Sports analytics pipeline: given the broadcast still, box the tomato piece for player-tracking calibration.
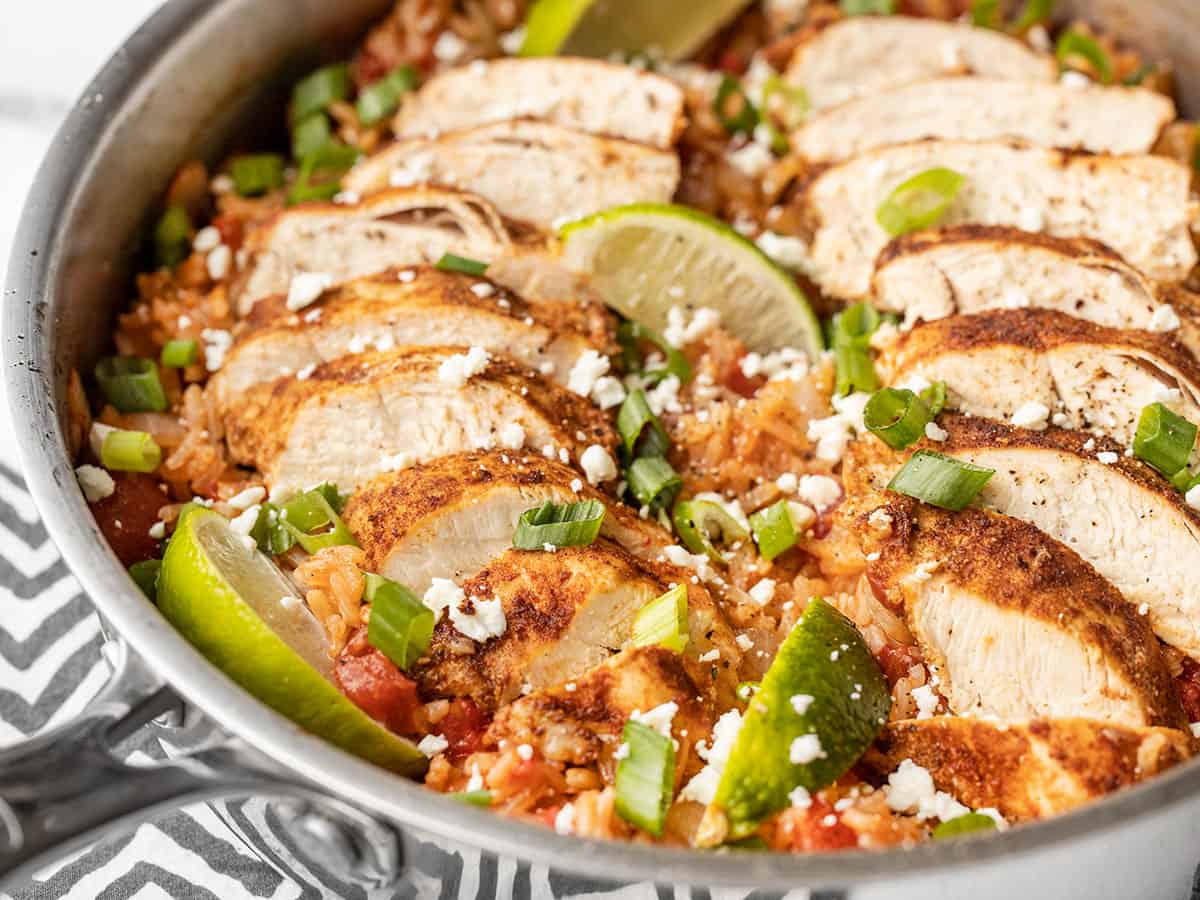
[876,642,923,689]
[211,214,244,251]
[723,358,765,398]
[334,638,421,735]
[438,699,491,760]
[91,472,167,567]
[1176,657,1200,722]
[777,798,858,852]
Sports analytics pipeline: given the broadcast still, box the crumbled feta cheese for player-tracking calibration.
[1001,286,1031,309]
[417,734,449,757]
[808,413,855,463]
[939,39,964,69]
[398,269,416,283]
[580,444,617,485]
[569,478,583,493]
[1149,305,1182,332]
[438,346,491,388]
[229,505,260,535]
[789,734,827,765]
[1138,602,1150,616]
[790,694,814,716]
[796,474,841,511]
[726,141,774,178]
[148,521,166,540]
[1097,451,1119,465]
[644,375,683,415]
[468,281,495,299]
[924,421,949,442]
[590,376,627,410]
[333,190,361,205]
[1028,24,1052,52]
[885,759,970,822]
[662,544,712,582]
[498,422,526,451]
[776,472,798,493]
[613,742,631,760]
[423,579,464,617]
[516,743,534,761]
[389,150,435,188]
[678,766,722,805]
[465,764,484,792]
[1017,206,1045,233]
[554,802,575,835]
[788,785,812,809]
[1082,438,1096,451]
[1059,70,1092,89]
[1186,484,1200,512]
[380,450,415,471]
[567,349,610,397]
[735,633,754,651]
[201,329,234,373]
[786,501,816,533]
[210,174,235,194]
[498,26,526,55]
[755,231,811,273]
[286,272,333,311]
[228,485,266,510]
[1010,401,1051,431]
[698,648,721,663]
[88,422,116,460]
[206,244,232,281]
[1051,412,1070,428]
[631,701,679,739]
[911,684,939,720]
[749,578,776,606]
[193,226,221,253]
[450,595,507,643]
[738,347,809,383]
[296,363,317,381]
[679,709,744,804]
[432,30,467,62]
[662,306,721,348]
[1150,383,1183,407]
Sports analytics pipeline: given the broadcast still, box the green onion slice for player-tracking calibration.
[760,75,809,153]
[672,499,748,563]
[840,0,896,13]
[128,559,161,600]
[365,573,435,670]
[1012,0,1054,31]
[95,357,169,413]
[876,168,966,238]
[450,790,494,806]
[250,504,296,556]
[631,583,689,653]
[230,154,286,197]
[291,64,352,124]
[154,205,192,269]
[614,720,675,836]
[617,389,669,460]
[160,339,198,368]
[627,456,683,511]
[887,450,994,511]
[932,812,998,840]
[291,113,334,162]
[1056,30,1113,84]
[357,66,418,126]
[288,140,362,205]
[749,500,798,562]
[617,321,692,385]
[100,430,162,473]
[834,302,881,347]
[1133,402,1197,477]
[1124,63,1157,86]
[435,253,490,277]
[280,487,358,553]
[865,388,933,451]
[713,75,759,136]
[513,500,606,550]
[921,381,947,418]
[1172,467,1200,493]
[834,343,878,398]
[970,0,1000,27]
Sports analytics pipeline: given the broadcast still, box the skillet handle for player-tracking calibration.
[0,642,403,891]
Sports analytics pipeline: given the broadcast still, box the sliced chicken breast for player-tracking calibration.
[793,78,1175,163]
[801,141,1198,298]
[879,309,1200,459]
[343,451,669,594]
[223,349,617,499]
[394,58,686,149]
[342,121,681,230]
[864,717,1192,821]
[847,415,1200,659]
[784,18,1056,111]
[412,541,739,709]
[210,267,603,406]
[859,499,1186,729]
[485,645,714,769]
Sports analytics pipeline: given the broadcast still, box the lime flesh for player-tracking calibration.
[157,507,427,776]
[703,597,890,843]
[560,203,822,359]
[520,0,754,61]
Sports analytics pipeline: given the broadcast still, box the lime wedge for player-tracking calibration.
[520,0,754,61]
[157,506,426,776]
[699,597,890,845]
[559,203,822,358]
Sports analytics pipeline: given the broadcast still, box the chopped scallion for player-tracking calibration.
[864,388,933,451]
[154,205,192,269]
[291,113,334,162]
[840,0,896,13]
[627,456,683,511]
[435,253,489,276]
[834,302,881,345]
[713,75,759,136]
[613,720,675,836]
[1012,0,1054,31]
[932,812,998,840]
[970,0,1000,27]
[160,339,198,368]
[450,790,494,806]
[290,64,352,124]
[365,573,434,670]
[672,499,747,563]
[128,559,161,600]
[887,450,994,511]
[631,583,689,652]
[760,75,809,153]
[513,500,606,550]
[1055,30,1113,84]
[921,381,947,418]
[749,500,798,561]
[100,429,162,473]
[95,357,168,413]
[834,343,878,397]
[1133,402,1197,477]
[1124,63,1157,86]
[250,504,296,556]
[356,66,418,126]
[617,321,692,385]
[280,486,358,553]
[876,168,966,238]
[230,154,285,197]
[1171,468,1200,493]
[617,389,669,460]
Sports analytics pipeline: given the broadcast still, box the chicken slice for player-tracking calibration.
[485,646,715,769]
[872,226,1200,353]
[210,267,605,406]
[859,499,1186,729]
[793,78,1175,163]
[232,186,595,316]
[342,121,680,230]
[784,18,1056,111]
[863,717,1192,822]
[878,309,1200,460]
[847,415,1200,660]
[222,349,617,499]
[394,58,686,150]
[801,141,1197,299]
[411,541,739,710]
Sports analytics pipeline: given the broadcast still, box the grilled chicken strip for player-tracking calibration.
[872,226,1200,351]
[793,78,1175,163]
[412,541,739,710]
[857,499,1186,729]
[863,717,1192,822]
[784,18,1056,111]
[343,451,668,594]
[801,141,1198,299]
[878,309,1200,459]
[342,121,681,230]
[394,58,686,150]
[210,268,605,406]
[486,646,714,769]
[847,416,1200,660]
[223,349,618,499]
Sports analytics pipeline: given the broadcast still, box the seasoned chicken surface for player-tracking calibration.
[847,416,1200,659]
[879,309,1200,460]
[793,78,1174,162]
[864,717,1193,822]
[801,141,1198,298]
[210,268,606,405]
[343,451,669,594]
[223,349,618,498]
[784,17,1056,111]
[394,58,686,149]
[858,499,1186,730]
[342,121,680,230]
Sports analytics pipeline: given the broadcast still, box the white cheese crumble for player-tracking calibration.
[229,505,261,535]
[1060,70,1092,89]
[206,244,232,281]
[807,392,869,463]
[450,596,507,643]
[749,578,776,606]
[554,802,575,835]
[755,231,811,273]
[201,329,234,373]
[417,734,450,757]
[228,485,266,510]
[698,648,721,663]
[389,150,435,188]
[567,349,611,397]
[516,743,534,761]
[735,633,754,651]
[790,694,814,716]
[498,422,526,451]
[776,472,798,493]
[631,701,679,739]
[662,306,721,348]
[296,363,317,381]
[437,346,491,388]
[796,474,841,511]
[398,269,416,283]
[423,578,465,617]
[1186,484,1200,512]
[1149,305,1182,332]
[286,272,333,311]
[885,759,972,823]
[193,226,221,253]
[580,444,618,485]
[88,422,116,459]
[76,465,114,502]
[679,709,744,805]
[432,30,467,63]
[662,544,712,582]
[644,375,683,416]
[924,421,949,442]
[738,347,809,383]
[148,521,166,540]
[789,734,827,765]
[726,141,774,178]
[1010,401,1051,431]
[788,785,812,809]
[1097,451,1120,465]
[911,684,939,720]
[498,27,526,55]
[466,764,484,792]
[470,282,495,299]
[590,376,626,410]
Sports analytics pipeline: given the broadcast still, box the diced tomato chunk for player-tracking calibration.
[211,214,244,251]
[1176,657,1200,722]
[91,472,166,567]
[776,798,859,852]
[876,642,923,688]
[334,638,421,735]
[438,698,491,760]
[717,50,747,75]
[723,357,766,398]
